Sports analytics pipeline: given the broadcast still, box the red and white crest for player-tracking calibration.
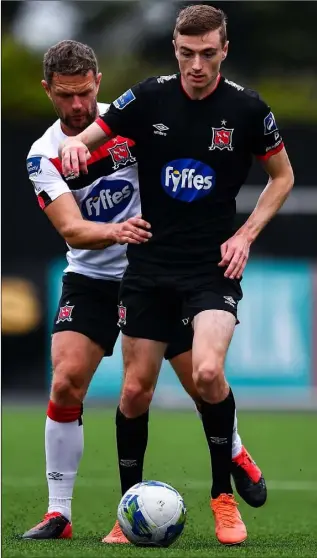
[209,127,234,151]
[108,141,136,170]
[117,301,127,326]
[56,302,74,324]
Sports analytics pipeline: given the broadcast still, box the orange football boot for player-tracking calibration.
[211,493,247,545]
[102,520,130,544]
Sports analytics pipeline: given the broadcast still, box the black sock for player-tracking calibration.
[200,388,235,499]
[116,406,149,496]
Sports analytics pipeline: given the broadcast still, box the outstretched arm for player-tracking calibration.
[59,122,113,177]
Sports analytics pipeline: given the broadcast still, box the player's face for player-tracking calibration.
[41,71,102,134]
[174,30,228,93]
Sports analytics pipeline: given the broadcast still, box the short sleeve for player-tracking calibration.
[250,100,284,161]
[95,82,144,141]
[26,155,70,210]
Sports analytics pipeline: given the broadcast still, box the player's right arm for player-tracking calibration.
[60,85,144,177]
[27,155,151,249]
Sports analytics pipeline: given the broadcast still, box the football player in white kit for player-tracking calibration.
[22,40,266,542]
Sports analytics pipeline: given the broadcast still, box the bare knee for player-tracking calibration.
[51,361,87,406]
[120,380,154,418]
[193,359,228,403]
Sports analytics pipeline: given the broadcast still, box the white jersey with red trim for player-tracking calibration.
[27,103,141,281]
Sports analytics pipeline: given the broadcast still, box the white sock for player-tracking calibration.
[45,416,84,521]
[231,410,243,458]
[195,406,243,458]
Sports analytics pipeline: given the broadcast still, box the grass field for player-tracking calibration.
[2,407,317,557]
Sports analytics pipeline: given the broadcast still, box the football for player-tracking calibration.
[117,480,186,547]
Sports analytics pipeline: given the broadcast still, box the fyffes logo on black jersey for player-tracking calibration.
[161,159,216,202]
[81,179,133,222]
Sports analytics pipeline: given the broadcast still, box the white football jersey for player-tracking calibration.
[27,103,141,280]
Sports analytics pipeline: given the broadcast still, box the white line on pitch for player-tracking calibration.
[2,478,317,491]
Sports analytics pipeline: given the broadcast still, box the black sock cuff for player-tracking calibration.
[201,387,234,410]
[116,406,149,426]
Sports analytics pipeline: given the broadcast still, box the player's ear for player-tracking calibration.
[95,72,102,92]
[41,80,51,99]
[172,39,177,56]
[222,41,229,61]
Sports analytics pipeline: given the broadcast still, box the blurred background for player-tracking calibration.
[2,4,317,555]
[2,0,317,409]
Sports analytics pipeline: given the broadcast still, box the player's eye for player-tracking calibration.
[181,51,192,58]
[204,52,216,59]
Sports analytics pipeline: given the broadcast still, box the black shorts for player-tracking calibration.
[52,272,121,356]
[52,272,194,358]
[118,270,243,343]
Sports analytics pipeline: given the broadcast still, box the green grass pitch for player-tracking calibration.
[2,407,317,557]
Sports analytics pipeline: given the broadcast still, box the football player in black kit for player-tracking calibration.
[60,5,294,546]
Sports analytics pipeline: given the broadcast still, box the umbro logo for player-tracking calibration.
[223,296,236,308]
[119,459,137,467]
[210,437,228,445]
[48,471,63,481]
[65,171,77,181]
[153,123,169,136]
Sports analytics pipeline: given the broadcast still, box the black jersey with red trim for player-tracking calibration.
[97,74,284,275]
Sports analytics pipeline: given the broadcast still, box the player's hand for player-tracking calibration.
[111,216,152,245]
[60,138,91,178]
[218,233,251,279]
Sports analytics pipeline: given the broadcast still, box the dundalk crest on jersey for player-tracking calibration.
[108,141,136,170]
[209,127,234,151]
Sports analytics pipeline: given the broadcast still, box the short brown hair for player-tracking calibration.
[43,40,98,85]
[174,4,227,46]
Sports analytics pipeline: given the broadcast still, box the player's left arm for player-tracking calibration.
[238,147,294,241]
[219,102,294,280]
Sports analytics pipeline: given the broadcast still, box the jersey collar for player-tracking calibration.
[180,73,222,101]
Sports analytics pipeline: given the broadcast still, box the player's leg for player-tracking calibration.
[191,309,246,545]
[166,332,266,508]
[22,331,104,540]
[117,336,165,489]
[22,273,119,540]
[103,336,166,544]
[103,274,173,544]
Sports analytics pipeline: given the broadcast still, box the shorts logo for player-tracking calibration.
[56,302,74,324]
[108,141,136,170]
[223,296,236,308]
[161,159,216,202]
[209,127,234,151]
[118,301,127,326]
[264,111,278,135]
[113,89,135,110]
[81,178,134,222]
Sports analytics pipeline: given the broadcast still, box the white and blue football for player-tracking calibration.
[117,480,186,547]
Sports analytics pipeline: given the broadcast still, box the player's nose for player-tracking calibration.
[71,95,83,110]
[192,54,203,71]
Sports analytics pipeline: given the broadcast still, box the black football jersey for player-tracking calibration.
[97,74,284,275]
